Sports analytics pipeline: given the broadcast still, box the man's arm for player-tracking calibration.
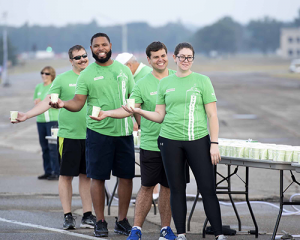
[50,94,87,112]
[90,103,142,121]
[14,95,52,123]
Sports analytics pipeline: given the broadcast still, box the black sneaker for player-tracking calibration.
[80,214,96,228]
[63,215,76,230]
[47,174,59,180]
[37,173,51,180]
[114,217,132,236]
[94,220,108,237]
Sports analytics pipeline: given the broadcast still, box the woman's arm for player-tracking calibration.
[205,102,221,165]
[122,104,166,123]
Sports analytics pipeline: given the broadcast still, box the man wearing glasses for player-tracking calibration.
[49,33,135,238]
[12,45,96,231]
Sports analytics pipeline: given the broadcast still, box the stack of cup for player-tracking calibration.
[10,111,18,122]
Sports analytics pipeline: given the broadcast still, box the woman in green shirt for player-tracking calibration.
[123,43,226,240]
[33,66,60,180]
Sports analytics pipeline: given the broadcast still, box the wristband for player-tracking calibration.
[211,142,218,144]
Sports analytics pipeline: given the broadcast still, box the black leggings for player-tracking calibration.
[158,135,222,236]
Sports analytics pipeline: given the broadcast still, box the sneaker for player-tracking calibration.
[47,174,59,180]
[127,227,142,240]
[114,217,132,236]
[80,214,96,228]
[94,220,108,237]
[63,215,76,230]
[177,234,187,240]
[216,235,228,240]
[159,226,176,240]
[37,173,51,180]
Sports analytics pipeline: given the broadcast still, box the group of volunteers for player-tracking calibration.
[12,32,227,240]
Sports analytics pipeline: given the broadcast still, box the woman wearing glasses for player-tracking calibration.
[33,66,60,180]
[123,42,226,240]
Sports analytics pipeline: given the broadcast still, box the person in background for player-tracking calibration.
[121,42,227,240]
[33,66,60,180]
[116,52,152,83]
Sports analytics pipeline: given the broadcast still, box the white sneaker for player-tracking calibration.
[216,235,228,240]
[177,234,187,240]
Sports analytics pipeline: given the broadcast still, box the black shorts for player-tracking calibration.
[140,149,169,188]
[58,137,86,176]
[86,128,135,180]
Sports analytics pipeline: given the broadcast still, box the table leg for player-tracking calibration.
[187,191,200,231]
[245,167,258,238]
[271,170,283,240]
[108,178,119,215]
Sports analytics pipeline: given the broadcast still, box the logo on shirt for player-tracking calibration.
[69,84,76,87]
[37,92,41,96]
[150,91,157,95]
[166,88,175,93]
[211,93,215,96]
[94,76,104,81]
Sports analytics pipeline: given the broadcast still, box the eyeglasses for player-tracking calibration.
[72,54,88,60]
[176,55,194,62]
[41,72,51,75]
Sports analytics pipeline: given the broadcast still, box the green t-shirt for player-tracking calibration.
[156,72,217,141]
[33,83,59,123]
[134,64,152,83]
[130,69,176,151]
[75,61,135,137]
[48,70,87,139]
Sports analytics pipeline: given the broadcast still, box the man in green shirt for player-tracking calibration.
[49,33,135,238]
[13,45,96,230]
[115,52,152,83]
[90,42,177,240]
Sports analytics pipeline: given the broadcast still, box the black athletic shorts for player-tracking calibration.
[58,137,86,176]
[140,149,169,188]
[86,128,135,180]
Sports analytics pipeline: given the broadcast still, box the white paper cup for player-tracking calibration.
[10,111,18,122]
[51,93,59,103]
[92,106,101,117]
[127,99,135,109]
[51,128,59,137]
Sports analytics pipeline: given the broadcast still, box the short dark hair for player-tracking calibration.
[174,42,195,57]
[146,41,168,58]
[68,45,85,59]
[90,33,110,45]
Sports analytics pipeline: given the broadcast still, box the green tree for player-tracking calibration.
[191,17,244,55]
[247,17,282,53]
[0,36,17,66]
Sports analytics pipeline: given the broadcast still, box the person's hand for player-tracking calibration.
[122,105,141,114]
[210,144,221,165]
[11,112,28,124]
[49,98,64,109]
[34,99,41,105]
[89,110,109,121]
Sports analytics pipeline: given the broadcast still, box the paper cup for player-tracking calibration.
[92,106,101,117]
[10,111,18,122]
[259,148,268,160]
[235,146,245,158]
[51,93,59,103]
[133,131,138,146]
[127,99,135,109]
[274,149,286,162]
[249,147,260,160]
[51,128,59,137]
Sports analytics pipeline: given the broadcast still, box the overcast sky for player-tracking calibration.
[0,0,299,28]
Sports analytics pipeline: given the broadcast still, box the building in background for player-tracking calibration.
[280,28,300,58]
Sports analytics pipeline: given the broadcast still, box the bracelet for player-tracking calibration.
[211,142,219,144]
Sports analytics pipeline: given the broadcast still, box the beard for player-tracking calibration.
[92,49,112,63]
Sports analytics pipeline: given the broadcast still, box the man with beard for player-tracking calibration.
[12,45,96,230]
[49,33,135,238]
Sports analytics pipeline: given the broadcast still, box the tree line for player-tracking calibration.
[1,10,300,65]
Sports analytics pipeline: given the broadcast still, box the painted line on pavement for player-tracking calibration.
[0,217,105,240]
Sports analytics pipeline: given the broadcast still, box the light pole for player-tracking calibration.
[2,12,9,87]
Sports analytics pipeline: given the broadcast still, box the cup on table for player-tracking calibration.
[10,111,18,122]
[51,128,59,137]
[127,99,135,109]
[92,106,101,117]
[51,93,59,103]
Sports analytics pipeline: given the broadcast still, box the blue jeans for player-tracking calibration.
[37,122,60,175]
